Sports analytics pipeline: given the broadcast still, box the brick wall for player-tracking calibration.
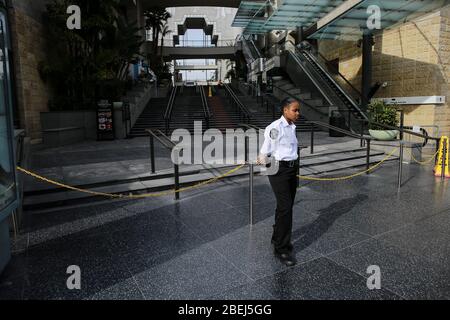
[9,0,52,142]
[318,7,450,138]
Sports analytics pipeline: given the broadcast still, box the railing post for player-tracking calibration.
[360,121,365,147]
[436,138,440,165]
[398,141,404,189]
[347,110,351,130]
[310,123,315,154]
[245,136,249,163]
[441,139,446,180]
[366,139,371,174]
[400,110,405,141]
[297,146,301,188]
[249,162,254,226]
[150,134,156,174]
[272,104,275,120]
[266,100,269,113]
[174,148,180,201]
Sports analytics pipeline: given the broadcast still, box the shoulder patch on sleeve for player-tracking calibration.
[269,128,279,140]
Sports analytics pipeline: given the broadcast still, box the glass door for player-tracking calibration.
[0,9,17,214]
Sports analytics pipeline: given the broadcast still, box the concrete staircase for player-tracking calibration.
[129,97,169,137]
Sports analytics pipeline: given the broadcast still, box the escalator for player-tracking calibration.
[238,35,263,66]
[285,47,368,132]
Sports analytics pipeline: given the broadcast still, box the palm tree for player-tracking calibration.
[159,22,173,56]
[144,7,171,56]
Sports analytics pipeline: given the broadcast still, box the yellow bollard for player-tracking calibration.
[434,136,450,177]
[208,86,213,97]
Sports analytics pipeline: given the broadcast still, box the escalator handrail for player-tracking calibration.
[300,49,368,121]
[287,50,336,107]
[316,51,362,99]
[249,38,262,59]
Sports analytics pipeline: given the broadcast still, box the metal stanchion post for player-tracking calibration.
[398,141,404,189]
[436,138,440,165]
[366,139,371,174]
[400,110,405,141]
[245,136,249,163]
[360,122,364,148]
[441,139,446,180]
[347,110,351,130]
[297,146,301,188]
[310,123,314,154]
[174,148,180,200]
[150,134,156,174]
[249,163,254,226]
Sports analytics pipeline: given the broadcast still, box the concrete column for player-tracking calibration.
[361,33,374,112]
[295,26,304,45]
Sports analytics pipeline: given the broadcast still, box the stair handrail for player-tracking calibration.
[223,83,251,122]
[199,85,212,129]
[164,85,178,134]
[356,119,437,144]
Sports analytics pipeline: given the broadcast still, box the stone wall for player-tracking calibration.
[8,0,52,143]
[318,6,450,139]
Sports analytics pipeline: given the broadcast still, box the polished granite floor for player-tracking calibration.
[2,161,450,300]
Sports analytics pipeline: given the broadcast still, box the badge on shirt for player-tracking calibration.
[269,128,279,140]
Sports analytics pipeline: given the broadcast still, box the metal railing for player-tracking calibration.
[223,83,251,124]
[146,129,181,200]
[163,39,236,47]
[164,85,178,135]
[199,85,212,129]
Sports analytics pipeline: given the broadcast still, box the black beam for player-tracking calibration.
[361,33,374,113]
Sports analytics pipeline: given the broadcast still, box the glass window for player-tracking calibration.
[0,12,17,211]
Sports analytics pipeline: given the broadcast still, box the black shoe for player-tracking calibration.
[274,252,297,267]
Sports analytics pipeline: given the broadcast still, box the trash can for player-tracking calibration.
[329,111,346,137]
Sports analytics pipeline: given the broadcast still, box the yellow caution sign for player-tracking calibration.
[208,86,213,97]
[434,136,450,177]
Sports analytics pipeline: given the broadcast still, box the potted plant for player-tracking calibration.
[368,100,400,141]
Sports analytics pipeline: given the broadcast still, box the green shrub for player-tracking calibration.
[367,100,399,130]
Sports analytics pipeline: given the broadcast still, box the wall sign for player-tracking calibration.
[382,96,446,105]
[97,100,114,140]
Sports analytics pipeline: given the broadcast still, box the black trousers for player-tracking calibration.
[268,164,298,254]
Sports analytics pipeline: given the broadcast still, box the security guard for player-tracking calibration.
[257,97,300,267]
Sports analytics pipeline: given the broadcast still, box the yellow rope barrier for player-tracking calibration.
[297,148,398,182]
[407,148,439,165]
[18,146,427,199]
[16,164,246,199]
